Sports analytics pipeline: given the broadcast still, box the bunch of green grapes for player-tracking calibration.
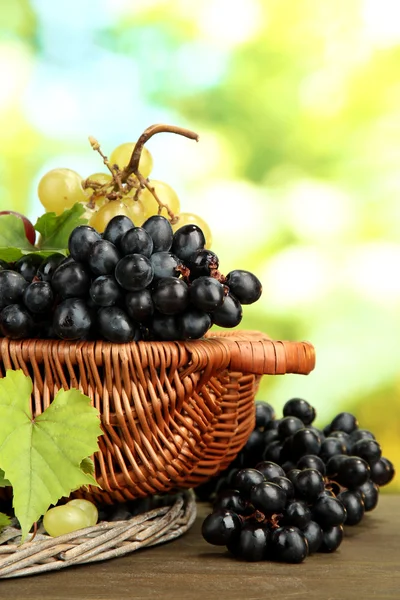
[37,129,212,248]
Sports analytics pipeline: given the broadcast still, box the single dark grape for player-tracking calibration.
[227,521,269,561]
[270,527,308,564]
[278,416,304,439]
[319,437,348,463]
[282,500,311,529]
[318,525,343,553]
[328,431,352,452]
[23,281,53,314]
[14,254,43,282]
[357,480,379,511]
[36,253,65,282]
[187,249,219,280]
[88,240,120,276]
[330,412,358,434]
[294,469,325,502]
[115,254,154,291]
[68,225,102,262]
[312,496,347,528]
[103,215,134,247]
[279,437,294,463]
[263,441,283,463]
[150,252,183,280]
[297,454,326,475]
[325,454,348,477]
[201,510,241,546]
[282,461,297,473]
[97,306,138,343]
[142,215,173,253]
[240,429,266,466]
[151,313,181,341]
[213,490,252,516]
[302,520,323,553]
[350,429,375,444]
[337,490,365,526]
[269,476,294,500]
[225,270,262,305]
[291,428,321,457]
[250,481,287,515]
[152,277,189,315]
[120,227,153,258]
[255,461,286,480]
[286,469,301,485]
[178,307,211,339]
[262,431,279,451]
[189,276,225,312]
[53,298,92,340]
[125,289,154,321]
[336,456,370,489]
[282,398,316,425]
[171,224,205,261]
[90,275,122,307]
[369,457,395,486]
[0,304,34,339]
[211,293,242,328]
[255,402,276,429]
[0,270,28,309]
[232,468,265,498]
[352,439,382,463]
[52,261,91,299]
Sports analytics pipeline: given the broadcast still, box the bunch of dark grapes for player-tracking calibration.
[0,215,262,342]
[198,398,395,563]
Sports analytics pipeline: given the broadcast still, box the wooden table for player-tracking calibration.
[1,495,399,600]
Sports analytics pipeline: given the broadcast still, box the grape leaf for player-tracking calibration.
[0,469,10,487]
[0,370,103,540]
[0,513,11,531]
[35,203,88,251]
[0,215,35,261]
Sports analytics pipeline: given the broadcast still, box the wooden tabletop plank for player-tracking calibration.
[1,495,399,600]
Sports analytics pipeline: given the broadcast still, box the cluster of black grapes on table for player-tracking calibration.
[0,215,262,342]
[198,398,395,564]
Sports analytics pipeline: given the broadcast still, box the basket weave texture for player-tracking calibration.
[0,490,196,579]
[0,330,315,504]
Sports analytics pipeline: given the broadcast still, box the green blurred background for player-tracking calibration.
[0,0,399,488]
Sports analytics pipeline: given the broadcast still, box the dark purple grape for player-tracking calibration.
[151,313,181,341]
[120,227,153,258]
[171,224,205,261]
[351,439,382,463]
[250,481,287,515]
[211,293,242,328]
[213,490,252,516]
[201,510,241,546]
[142,215,173,253]
[269,476,294,499]
[294,469,325,502]
[0,270,28,309]
[319,437,348,463]
[68,225,102,262]
[125,289,154,321]
[337,490,365,526]
[225,270,262,305]
[23,281,53,313]
[178,307,211,339]
[97,306,138,343]
[189,276,224,311]
[282,500,311,529]
[263,441,283,463]
[291,428,321,457]
[297,455,326,475]
[227,521,269,561]
[255,402,276,429]
[150,252,182,280]
[255,461,286,480]
[350,429,375,444]
[278,416,304,439]
[325,454,348,477]
[115,254,153,291]
[88,240,120,276]
[36,253,65,282]
[357,480,379,511]
[103,215,134,247]
[283,398,316,425]
[53,298,92,340]
[312,496,347,528]
[302,521,323,553]
[90,276,122,307]
[369,457,395,486]
[270,527,308,563]
[336,456,370,489]
[318,525,343,553]
[187,249,219,280]
[330,412,358,434]
[0,304,33,339]
[52,262,91,299]
[233,469,265,498]
[14,254,43,282]
[152,277,189,315]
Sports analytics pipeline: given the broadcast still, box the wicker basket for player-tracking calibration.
[0,331,315,504]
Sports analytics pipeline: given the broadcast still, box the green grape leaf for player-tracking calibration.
[0,370,103,540]
[0,215,35,262]
[35,203,88,251]
[0,469,11,487]
[0,513,11,532]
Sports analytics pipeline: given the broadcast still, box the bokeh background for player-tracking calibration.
[0,0,399,489]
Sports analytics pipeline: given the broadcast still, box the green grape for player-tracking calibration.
[89,200,137,232]
[139,180,181,221]
[43,504,91,537]
[85,172,113,204]
[38,168,87,215]
[109,143,153,178]
[172,212,212,248]
[68,499,98,526]
[124,196,147,226]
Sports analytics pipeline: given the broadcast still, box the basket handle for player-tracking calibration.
[216,333,315,376]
